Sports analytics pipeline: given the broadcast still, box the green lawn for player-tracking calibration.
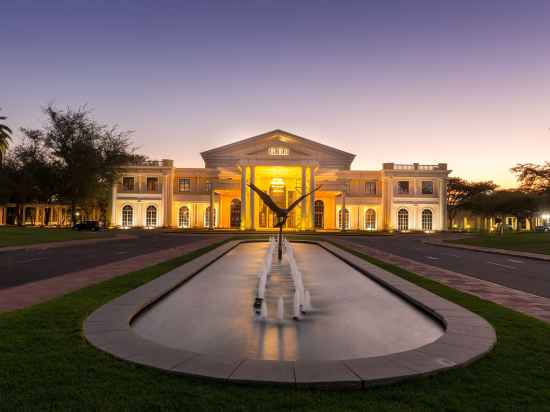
[449,232,550,255]
[1,240,550,411]
[0,226,113,247]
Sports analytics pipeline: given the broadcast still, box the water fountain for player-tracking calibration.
[89,239,494,386]
[253,236,311,322]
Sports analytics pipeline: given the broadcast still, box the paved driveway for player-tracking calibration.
[0,232,221,289]
[340,234,550,298]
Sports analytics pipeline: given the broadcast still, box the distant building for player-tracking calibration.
[110,130,450,231]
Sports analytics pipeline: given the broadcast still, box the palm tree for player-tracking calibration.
[0,108,13,165]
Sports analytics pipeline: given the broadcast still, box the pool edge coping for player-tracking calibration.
[83,239,496,389]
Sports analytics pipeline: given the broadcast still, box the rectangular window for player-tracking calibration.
[122,176,135,191]
[366,181,377,195]
[146,177,158,192]
[178,178,191,192]
[397,181,409,194]
[421,181,434,195]
[206,182,212,192]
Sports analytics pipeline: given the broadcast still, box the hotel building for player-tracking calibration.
[109,130,450,231]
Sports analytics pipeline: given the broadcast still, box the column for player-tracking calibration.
[386,177,393,230]
[301,166,307,230]
[440,178,448,230]
[249,166,255,230]
[164,172,174,227]
[208,181,214,229]
[341,191,346,231]
[240,166,247,230]
[309,166,315,230]
[162,175,169,227]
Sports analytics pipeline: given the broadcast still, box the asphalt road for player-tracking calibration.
[3,232,550,300]
[0,232,219,289]
[343,235,550,299]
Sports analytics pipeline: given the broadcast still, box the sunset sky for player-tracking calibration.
[3,1,549,187]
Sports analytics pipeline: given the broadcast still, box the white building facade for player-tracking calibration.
[110,130,450,231]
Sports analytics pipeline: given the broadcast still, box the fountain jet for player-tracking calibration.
[277,296,284,322]
[293,290,301,320]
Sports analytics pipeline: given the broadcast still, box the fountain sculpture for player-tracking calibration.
[248,183,320,260]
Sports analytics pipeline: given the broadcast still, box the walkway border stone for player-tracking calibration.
[83,239,495,389]
[423,238,550,262]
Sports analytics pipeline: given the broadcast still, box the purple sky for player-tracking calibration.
[3,1,550,187]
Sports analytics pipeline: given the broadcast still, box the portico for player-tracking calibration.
[235,161,318,230]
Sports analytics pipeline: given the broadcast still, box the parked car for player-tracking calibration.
[73,220,102,231]
[535,226,550,233]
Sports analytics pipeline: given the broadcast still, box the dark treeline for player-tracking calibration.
[447,164,550,232]
[0,105,144,226]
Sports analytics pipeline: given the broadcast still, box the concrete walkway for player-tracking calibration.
[0,237,226,312]
[331,237,550,324]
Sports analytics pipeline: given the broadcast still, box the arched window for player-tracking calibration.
[146,205,157,227]
[314,200,324,228]
[178,206,190,228]
[365,209,376,231]
[338,208,349,230]
[204,206,216,228]
[122,205,133,227]
[230,199,241,228]
[397,208,409,231]
[422,209,433,231]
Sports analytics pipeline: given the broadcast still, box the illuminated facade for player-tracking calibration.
[110,130,450,231]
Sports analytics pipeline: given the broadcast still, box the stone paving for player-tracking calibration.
[0,236,226,312]
[331,237,550,324]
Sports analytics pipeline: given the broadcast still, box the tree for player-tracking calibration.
[491,191,540,233]
[0,107,13,165]
[466,190,541,234]
[511,163,550,194]
[447,177,497,228]
[1,132,57,225]
[39,105,137,225]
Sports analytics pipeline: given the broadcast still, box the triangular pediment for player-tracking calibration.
[201,129,355,169]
